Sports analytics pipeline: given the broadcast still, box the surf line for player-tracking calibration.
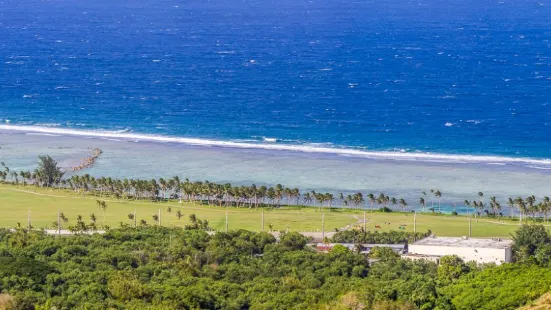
[72,148,103,171]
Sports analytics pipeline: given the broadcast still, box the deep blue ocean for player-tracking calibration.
[1,0,551,159]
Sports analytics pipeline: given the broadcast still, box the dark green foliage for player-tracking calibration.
[437,255,470,285]
[511,224,551,262]
[438,264,551,310]
[0,256,53,286]
[0,226,548,309]
[332,230,430,244]
[34,155,64,187]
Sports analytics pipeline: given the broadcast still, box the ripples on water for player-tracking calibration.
[1,0,551,159]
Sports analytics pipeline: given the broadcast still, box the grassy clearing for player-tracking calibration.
[0,184,534,237]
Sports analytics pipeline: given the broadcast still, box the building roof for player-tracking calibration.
[314,243,406,249]
[411,237,512,249]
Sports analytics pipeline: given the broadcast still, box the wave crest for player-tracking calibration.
[2,124,551,168]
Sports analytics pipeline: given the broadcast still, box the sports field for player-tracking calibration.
[0,184,534,237]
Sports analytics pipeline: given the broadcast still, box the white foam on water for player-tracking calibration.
[2,125,551,168]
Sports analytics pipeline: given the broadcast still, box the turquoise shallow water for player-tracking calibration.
[1,130,550,214]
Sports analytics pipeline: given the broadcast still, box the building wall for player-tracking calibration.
[408,244,512,265]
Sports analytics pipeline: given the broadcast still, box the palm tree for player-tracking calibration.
[303,192,312,205]
[515,197,525,224]
[542,197,550,223]
[399,198,408,212]
[434,190,442,213]
[525,195,536,221]
[478,192,484,207]
[314,192,325,211]
[96,200,107,226]
[176,210,183,220]
[489,196,498,216]
[507,197,515,219]
[353,193,364,210]
[419,197,426,212]
[367,193,376,212]
[325,193,335,208]
[390,197,398,211]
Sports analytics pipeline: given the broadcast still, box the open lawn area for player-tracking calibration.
[0,184,538,237]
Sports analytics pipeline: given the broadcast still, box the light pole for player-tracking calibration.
[225,211,229,232]
[321,212,325,241]
[261,210,264,232]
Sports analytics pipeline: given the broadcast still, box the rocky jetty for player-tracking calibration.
[72,148,103,171]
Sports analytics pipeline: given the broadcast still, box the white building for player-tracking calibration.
[405,237,513,265]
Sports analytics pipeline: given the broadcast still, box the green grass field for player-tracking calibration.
[0,184,537,237]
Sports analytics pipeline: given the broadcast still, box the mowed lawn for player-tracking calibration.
[0,185,533,237]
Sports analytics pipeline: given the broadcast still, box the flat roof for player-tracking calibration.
[411,237,512,249]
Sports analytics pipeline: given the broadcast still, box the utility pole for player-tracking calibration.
[225,211,229,232]
[363,212,366,231]
[321,212,325,241]
[27,208,31,231]
[57,207,61,235]
[414,211,417,233]
[134,209,137,228]
[469,214,472,238]
[158,209,161,226]
[261,209,264,232]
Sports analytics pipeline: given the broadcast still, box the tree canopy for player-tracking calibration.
[34,155,64,187]
[0,225,548,309]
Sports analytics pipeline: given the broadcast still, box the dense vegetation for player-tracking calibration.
[0,225,550,309]
[331,230,431,244]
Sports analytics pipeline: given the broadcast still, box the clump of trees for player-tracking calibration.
[331,230,431,244]
[0,225,549,309]
[511,224,551,265]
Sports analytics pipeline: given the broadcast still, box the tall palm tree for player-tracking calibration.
[367,193,376,212]
[525,195,536,221]
[325,193,335,208]
[96,200,107,226]
[399,198,408,212]
[542,197,550,223]
[515,197,525,224]
[390,197,398,211]
[339,193,345,208]
[489,196,498,216]
[434,190,442,213]
[353,192,364,210]
[303,192,312,205]
[478,192,484,208]
[507,197,515,219]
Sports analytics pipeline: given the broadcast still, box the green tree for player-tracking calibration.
[511,224,551,262]
[437,255,470,285]
[34,155,64,187]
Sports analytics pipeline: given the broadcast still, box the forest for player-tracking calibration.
[0,223,550,309]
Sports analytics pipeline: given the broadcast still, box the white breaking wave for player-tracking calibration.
[2,124,551,167]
